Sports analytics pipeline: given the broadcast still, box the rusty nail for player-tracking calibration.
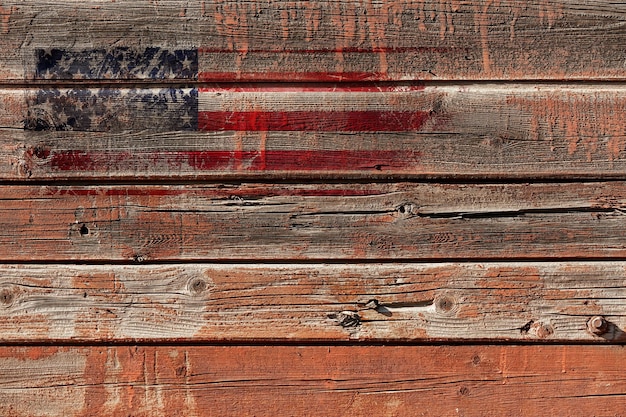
[587,316,608,335]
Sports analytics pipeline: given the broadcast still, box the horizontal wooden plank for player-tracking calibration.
[2,182,626,261]
[4,84,626,179]
[1,345,626,416]
[0,262,625,342]
[2,1,626,81]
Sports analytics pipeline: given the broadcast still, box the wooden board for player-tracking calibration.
[2,1,626,81]
[2,182,626,262]
[1,345,626,416]
[4,84,626,180]
[0,262,625,343]
[3,2,626,415]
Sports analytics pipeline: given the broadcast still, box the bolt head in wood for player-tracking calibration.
[587,316,608,335]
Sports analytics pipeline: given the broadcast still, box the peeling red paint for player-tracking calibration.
[50,151,95,171]
[186,150,421,170]
[49,151,133,171]
[198,111,431,132]
[47,150,421,172]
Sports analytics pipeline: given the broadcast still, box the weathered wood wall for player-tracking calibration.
[1,1,626,415]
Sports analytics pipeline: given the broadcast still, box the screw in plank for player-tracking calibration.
[587,316,609,336]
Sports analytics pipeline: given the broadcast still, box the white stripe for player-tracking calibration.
[198,90,437,112]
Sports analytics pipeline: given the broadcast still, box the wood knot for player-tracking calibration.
[188,277,208,295]
[72,222,96,237]
[587,316,609,336]
[0,288,14,306]
[471,355,481,366]
[536,323,554,339]
[397,202,417,217]
[18,161,32,178]
[435,295,457,315]
[175,365,187,377]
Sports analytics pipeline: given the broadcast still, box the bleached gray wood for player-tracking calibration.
[0,262,624,342]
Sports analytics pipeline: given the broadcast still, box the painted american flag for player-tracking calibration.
[26,47,427,173]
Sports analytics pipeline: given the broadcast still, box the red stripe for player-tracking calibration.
[199,83,425,92]
[198,72,391,82]
[48,150,421,172]
[198,111,431,132]
[185,150,420,171]
[50,151,97,171]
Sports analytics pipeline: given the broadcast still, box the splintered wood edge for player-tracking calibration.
[0,262,624,342]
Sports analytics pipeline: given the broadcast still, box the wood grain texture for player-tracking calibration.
[2,1,626,81]
[4,1,625,414]
[1,182,626,262]
[1,345,626,416]
[0,262,625,342]
[3,84,626,179]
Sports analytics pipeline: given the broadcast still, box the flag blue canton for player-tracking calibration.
[35,48,198,80]
[25,88,198,132]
